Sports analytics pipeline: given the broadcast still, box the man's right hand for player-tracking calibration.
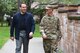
[10,37,14,41]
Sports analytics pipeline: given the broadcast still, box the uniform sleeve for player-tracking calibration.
[40,17,46,35]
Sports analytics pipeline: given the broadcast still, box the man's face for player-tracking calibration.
[20,4,27,13]
[46,8,53,14]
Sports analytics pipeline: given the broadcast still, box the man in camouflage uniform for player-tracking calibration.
[40,5,62,53]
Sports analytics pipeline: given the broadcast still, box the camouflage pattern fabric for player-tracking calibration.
[40,15,62,53]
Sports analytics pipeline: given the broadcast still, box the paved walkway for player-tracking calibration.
[0,38,44,53]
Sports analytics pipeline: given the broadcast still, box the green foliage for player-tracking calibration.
[34,0,58,4]
[0,0,17,15]
[0,0,5,15]
[5,0,17,15]
[31,8,44,15]
[59,0,80,5]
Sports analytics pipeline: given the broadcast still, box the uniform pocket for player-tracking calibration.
[47,34,57,40]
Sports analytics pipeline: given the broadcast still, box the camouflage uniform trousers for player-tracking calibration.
[43,38,58,53]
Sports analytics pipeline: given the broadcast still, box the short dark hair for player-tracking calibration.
[19,3,27,7]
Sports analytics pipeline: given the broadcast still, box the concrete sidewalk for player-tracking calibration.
[0,38,44,53]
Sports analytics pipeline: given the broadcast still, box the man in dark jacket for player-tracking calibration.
[10,3,35,53]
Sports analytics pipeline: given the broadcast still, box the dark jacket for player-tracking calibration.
[10,12,35,39]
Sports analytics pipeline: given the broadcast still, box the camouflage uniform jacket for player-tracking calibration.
[40,15,62,40]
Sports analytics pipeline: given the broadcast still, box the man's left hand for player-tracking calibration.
[29,32,33,39]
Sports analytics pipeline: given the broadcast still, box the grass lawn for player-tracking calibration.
[34,24,41,37]
[0,24,41,49]
[0,27,10,49]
